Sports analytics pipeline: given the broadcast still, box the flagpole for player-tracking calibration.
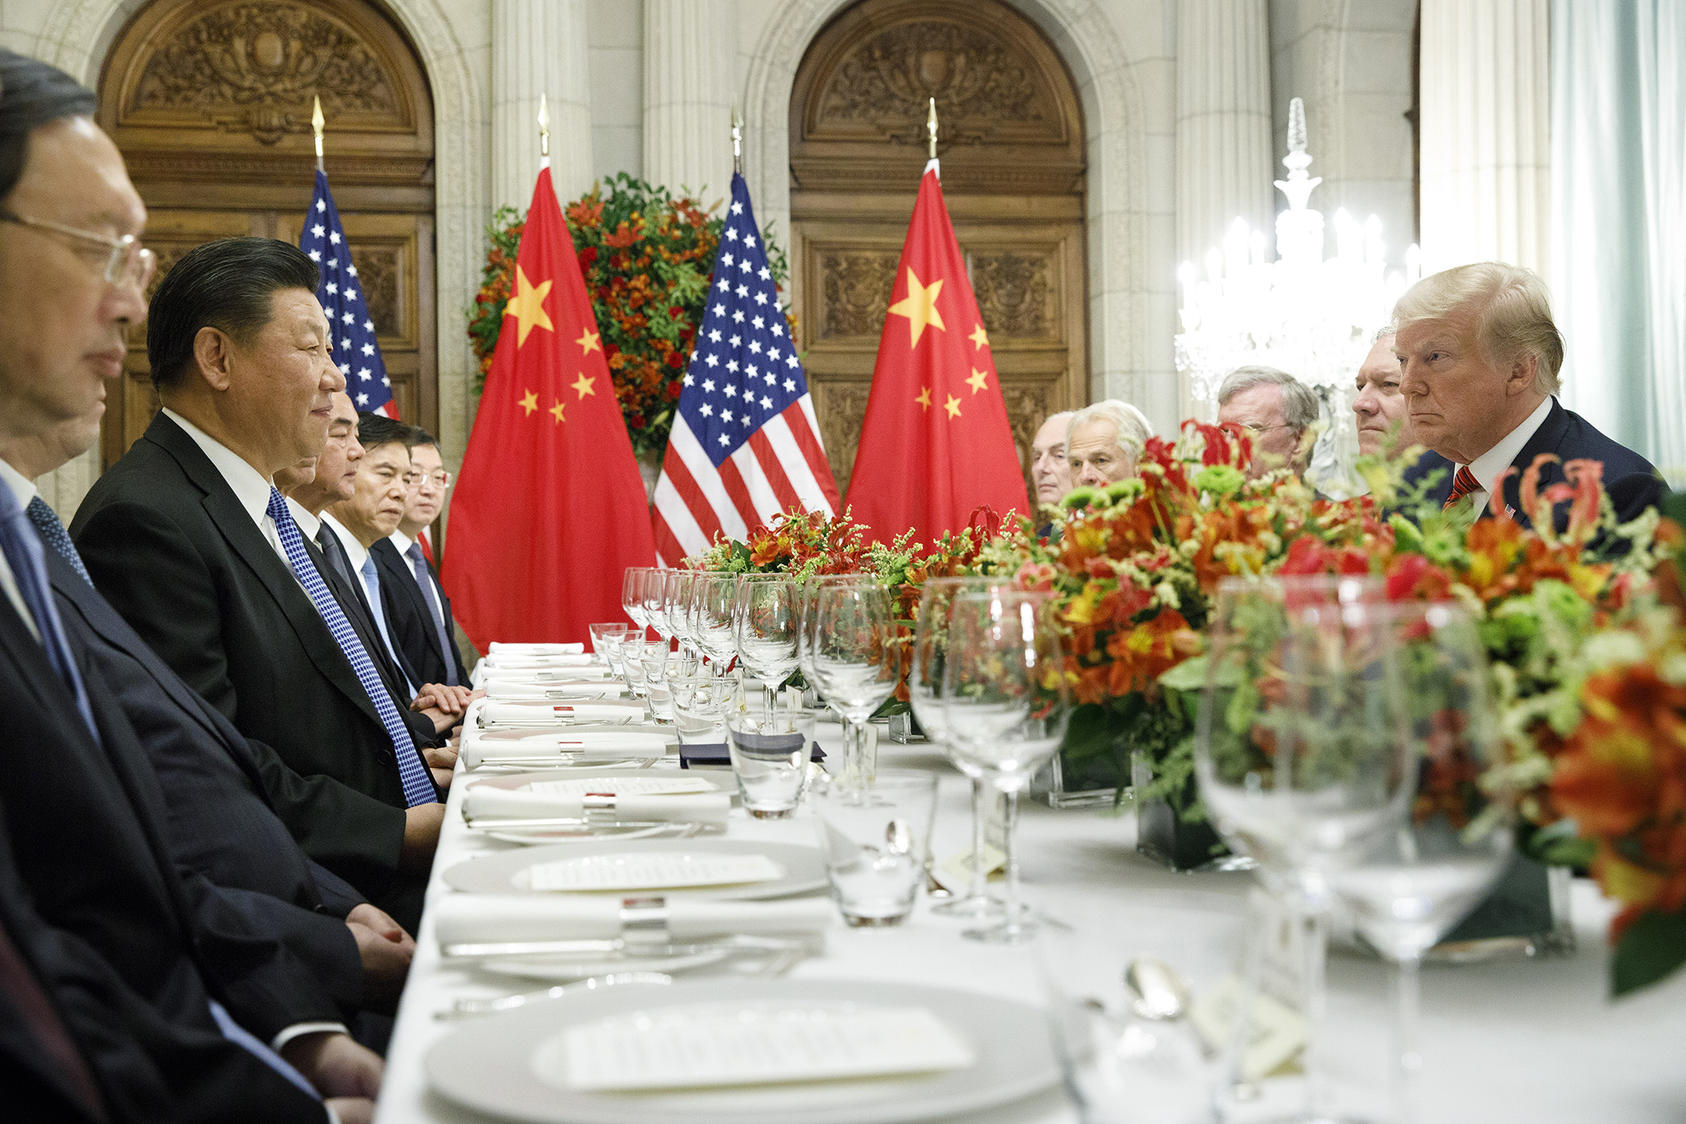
[926,97,940,179]
[537,93,550,170]
[311,95,325,174]
[730,105,743,176]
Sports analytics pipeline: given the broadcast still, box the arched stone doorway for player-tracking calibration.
[787,0,1088,494]
[95,0,437,469]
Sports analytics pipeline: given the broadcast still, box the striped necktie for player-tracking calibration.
[265,488,436,806]
[1443,465,1482,511]
[407,542,459,686]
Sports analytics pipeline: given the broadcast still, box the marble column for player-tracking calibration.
[491,0,594,209]
[1418,0,1551,275]
[1175,0,1274,270]
[642,0,737,203]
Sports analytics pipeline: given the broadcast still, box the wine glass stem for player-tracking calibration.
[999,787,1022,929]
[1392,953,1423,1124]
[966,778,989,900]
[842,716,875,785]
[1300,905,1331,1120]
[760,679,777,725]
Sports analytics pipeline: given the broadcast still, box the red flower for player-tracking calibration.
[665,380,681,400]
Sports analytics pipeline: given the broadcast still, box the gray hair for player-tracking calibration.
[1038,409,1076,434]
[1373,324,1396,344]
[1067,399,1152,456]
[1392,262,1563,394]
[1217,366,1319,432]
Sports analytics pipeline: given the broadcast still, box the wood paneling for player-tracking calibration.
[790,0,1088,498]
[97,0,436,467]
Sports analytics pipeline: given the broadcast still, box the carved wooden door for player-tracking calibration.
[96,0,435,469]
[790,0,1087,498]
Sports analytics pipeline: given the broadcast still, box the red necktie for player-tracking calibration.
[1443,466,1482,510]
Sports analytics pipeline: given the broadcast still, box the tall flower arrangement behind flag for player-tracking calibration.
[652,172,840,565]
[843,151,1029,545]
[300,101,395,416]
[443,155,657,646]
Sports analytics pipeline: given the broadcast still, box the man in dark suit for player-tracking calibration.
[1394,262,1665,538]
[375,423,472,687]
[70,236,446,931]
[0,47,378,1119]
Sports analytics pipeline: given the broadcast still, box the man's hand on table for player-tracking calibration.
[326,1098,375,1124]
[424,741,458,770]
[279,1030,383,1100]
[400,801,444,871]
[344,902,415,1011]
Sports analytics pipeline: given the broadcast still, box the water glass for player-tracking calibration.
[669,668,737,742]
[587,621,631,658]
[724,706,818,819]
[810,771,938,926]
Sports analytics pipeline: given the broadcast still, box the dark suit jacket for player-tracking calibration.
[44,548,364,1009]
[69,413,433,928]
[0,597,332,1121]
[304,529,423,709]
[1403,398,1666,547]
[372,536,468,687]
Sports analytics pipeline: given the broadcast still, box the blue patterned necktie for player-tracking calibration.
[26,496,92,586]
[265,488,436,807]
[408,541,459,686]
[0,487,98,738]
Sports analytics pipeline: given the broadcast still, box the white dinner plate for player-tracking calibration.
[424,979,1059,1124]
[441,839,828,900]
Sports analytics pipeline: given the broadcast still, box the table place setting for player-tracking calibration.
[459,728,678,771]
[479,678,626,700]
[459,784,732,841]
[442,838,831,900]
[476,698,651,727]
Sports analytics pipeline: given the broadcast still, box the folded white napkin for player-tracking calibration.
[482,654,600,669]
[480,700,646,727]
[460,735,672,771]
[480,665,614,681]
[488,642,586,655]
[482,680,622,700]
[462,787,730,826]
[434,894,834,947]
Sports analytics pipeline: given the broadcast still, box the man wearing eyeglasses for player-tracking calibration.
[0,47,380,1121]
[372,427,470,687]
[1216,365,1319,479]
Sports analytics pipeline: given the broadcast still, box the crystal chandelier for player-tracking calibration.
[1174,98,1421,422]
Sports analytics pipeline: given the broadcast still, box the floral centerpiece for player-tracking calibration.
[466,173,792,462]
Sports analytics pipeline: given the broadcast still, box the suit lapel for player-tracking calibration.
[374,540,446,669]
[1497,399,1570,524]
[145,417,389,733]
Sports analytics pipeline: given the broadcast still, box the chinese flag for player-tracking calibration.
[844,164,1030,544]
[442,165,656,646]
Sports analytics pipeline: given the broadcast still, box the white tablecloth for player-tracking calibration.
[374,727,1686,1123]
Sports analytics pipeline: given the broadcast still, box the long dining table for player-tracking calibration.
[375,717,1686,1123]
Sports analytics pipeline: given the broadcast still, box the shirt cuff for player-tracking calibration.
[272,1021,351,1055]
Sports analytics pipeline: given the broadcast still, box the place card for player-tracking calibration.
[525,852,784,893]
[931,842,1006,895]
[554,1003,975,1091]
[525,777,713,797]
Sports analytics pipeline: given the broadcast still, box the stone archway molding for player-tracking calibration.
[34,0,487,517]
[743,0,1177,427]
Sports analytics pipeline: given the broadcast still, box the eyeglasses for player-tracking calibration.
[0,208,156,290]
[1239,422,1293,435]
[404,469,453,489]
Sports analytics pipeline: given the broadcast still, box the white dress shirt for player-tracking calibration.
[160,408,290,560]
[1454,396,1554,516]
[323,513,415,696]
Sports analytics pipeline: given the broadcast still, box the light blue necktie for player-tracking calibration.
[360,555,415,697]
[265,489,436,807]
[407,541,459,686]
[0,487,97,738]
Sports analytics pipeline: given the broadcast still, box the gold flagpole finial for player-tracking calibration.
[538,94,551,163]
[730,105,743,176]
[311,95,325,173]
[926,97,938,160]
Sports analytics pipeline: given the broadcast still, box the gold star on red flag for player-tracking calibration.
[966,368,989,394]
[518,389,539,416]
[968,324,989,350]
[571,372,596,398]
[943,394,962,419]
[888,267,946,347]
[576,328,601,354]
[503,265,553,347]
[915,386,933,412]
[548,399,566,424]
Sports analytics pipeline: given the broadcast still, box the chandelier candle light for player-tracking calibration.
[1175,97,1422,421]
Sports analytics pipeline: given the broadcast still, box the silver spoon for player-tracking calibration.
[1127,957,1261,1102]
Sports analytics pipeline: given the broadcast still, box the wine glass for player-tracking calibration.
[641,569,677,651]
[735,575,801,723]
[690,572,742,675]
[1327,600,1511,1124]
[1194,575,1413,1123]
[663,570,700,660]
[621,566,653,633]
[940,589,1071,943]
[800,576,899,786]
[911,575,1016,919]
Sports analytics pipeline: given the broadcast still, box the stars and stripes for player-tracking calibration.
[651,173,840,565]
[300,170,395,417]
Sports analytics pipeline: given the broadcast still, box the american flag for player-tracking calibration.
[651,173,839,564]
[300,170,396,417]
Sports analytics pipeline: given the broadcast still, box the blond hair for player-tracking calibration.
[1392,262,1564,394]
